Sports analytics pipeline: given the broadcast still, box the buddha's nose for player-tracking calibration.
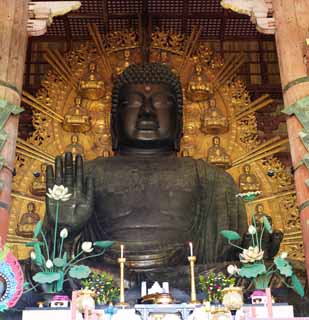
[139,99,156,119]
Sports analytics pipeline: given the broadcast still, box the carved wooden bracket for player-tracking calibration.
[27,1,81,37]
[220,0,275,35]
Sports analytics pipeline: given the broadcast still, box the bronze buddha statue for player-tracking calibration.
[45,63,247,271]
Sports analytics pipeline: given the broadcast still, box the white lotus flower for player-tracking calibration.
[227,264,239,275]
[239,246,264,263]
[46,185,72,201]
[81,241,94,253]
[46,259,53,269]
[280,251,288,259]
[60,228,68,239]
[248,225,256,235]
[30,251,36,260]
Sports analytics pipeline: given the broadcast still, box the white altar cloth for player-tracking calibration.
[22,304,295,320]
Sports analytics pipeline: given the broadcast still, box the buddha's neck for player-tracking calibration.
[117,146,176,158]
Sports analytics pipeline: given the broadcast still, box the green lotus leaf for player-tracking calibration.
[33,272,61,284]
[93,240,115,249]
[291,274,304,297]
[33,220,43,238]
[69,265,91,279]
[239,263,266,278]
[220,230,241,241]
[274,256,293,277]
[262,216,272,233]
[53,257,65,268]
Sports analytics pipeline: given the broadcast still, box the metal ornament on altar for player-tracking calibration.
[8,27,301,264]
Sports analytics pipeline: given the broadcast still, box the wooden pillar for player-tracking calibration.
[272,0,309,283]
[0,0,29,244]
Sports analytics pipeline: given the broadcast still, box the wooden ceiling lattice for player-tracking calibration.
[30,0,273,40]
[107,0,143,14]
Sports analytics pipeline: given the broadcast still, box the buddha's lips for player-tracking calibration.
[135,119,159,130]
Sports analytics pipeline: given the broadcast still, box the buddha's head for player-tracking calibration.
[212,136,220,146]
[27,202,35,213]
[111,63,183,152]
[243,164,251,174]
[71,135,79,144]
[40,163,47,173]
[256,203,264,213]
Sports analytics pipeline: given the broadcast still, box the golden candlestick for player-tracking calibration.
[188,255,198,304]
[117,257,129,307]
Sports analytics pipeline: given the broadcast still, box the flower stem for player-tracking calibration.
[250,204,259,249]
[228,240,243,251]
[259,225,265,251]
[64,249,106,275]
[40,230,50,260]
[59,237,64,258]
[52,201,60,260]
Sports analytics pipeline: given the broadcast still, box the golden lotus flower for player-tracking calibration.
[239,246,264,263]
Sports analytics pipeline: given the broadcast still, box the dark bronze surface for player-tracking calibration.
[45,63,248,272]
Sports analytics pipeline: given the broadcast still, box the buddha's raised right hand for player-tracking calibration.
[45,152,94,237]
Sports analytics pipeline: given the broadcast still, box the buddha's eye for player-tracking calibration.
[153,95,174,109]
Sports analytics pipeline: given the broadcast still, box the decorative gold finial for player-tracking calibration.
[115,50,131,75]
[79,63,105,100]
[63,96,91,133]
[186,57,213,102]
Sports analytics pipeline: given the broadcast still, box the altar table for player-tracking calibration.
[22,304,299,320]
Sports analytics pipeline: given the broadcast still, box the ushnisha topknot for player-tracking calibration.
[111,62,183,151]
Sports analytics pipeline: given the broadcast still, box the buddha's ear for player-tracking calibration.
[174,114,183,151]
[111,114,119,151]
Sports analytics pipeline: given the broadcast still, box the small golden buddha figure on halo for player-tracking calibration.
[92,112,112,157]
[201,98,228,134]
[16,202,40,238]
[253,203,272,231]
[186,58,213,102]
[79,63,105,100]
[63,96,91,133]
[65,135,84,159]
[31,163,47,197]
[115,50,131,75]
[207,136,231,169]
[239,164,260,193]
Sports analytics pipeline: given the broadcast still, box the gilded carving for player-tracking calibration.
[10,28,301,263]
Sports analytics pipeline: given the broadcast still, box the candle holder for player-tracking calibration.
[188,256,198,304]
[116,257,129,307]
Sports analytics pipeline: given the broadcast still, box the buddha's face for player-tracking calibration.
[27,202,35,212]
[117,83,177,149]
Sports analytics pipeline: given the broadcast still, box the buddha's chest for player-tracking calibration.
[92,158,199,219]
